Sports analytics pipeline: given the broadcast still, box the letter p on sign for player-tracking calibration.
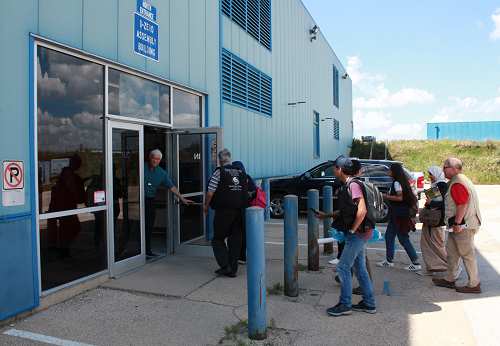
[3,161,24,190]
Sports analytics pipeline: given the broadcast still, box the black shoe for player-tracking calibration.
[326,303,352,317]
[224,271,237,278]
[352,287,363,295]
[334,275,340,284]
[215,267,230,275]
[146,252,158,258]
[352,300,376,314]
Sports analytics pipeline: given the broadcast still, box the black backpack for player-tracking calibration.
[209,165,249,209]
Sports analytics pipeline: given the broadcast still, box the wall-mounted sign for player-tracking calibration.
[2,160,25,206]
[134,0,159,61]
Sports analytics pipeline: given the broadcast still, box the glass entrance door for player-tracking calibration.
[171,128,221,246]
[107,121,145,276]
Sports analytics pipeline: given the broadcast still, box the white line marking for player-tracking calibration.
[264,242,422,254]
[3,329,95,346]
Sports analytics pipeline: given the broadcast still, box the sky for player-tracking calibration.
[301,0,500,139]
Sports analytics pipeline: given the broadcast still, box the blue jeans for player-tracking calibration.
[337,233,376,308]
[385,219,419,263]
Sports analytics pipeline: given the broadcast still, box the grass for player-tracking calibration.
[267,282,284,295]
[350,139,500,184]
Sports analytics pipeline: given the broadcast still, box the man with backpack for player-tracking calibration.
[319,156,377,316]
[204,149,249,278]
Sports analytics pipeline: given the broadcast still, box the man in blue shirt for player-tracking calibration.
[145,149,193,257]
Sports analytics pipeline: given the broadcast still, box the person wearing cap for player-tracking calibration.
[145,149,194,257]
[316,155,376,317]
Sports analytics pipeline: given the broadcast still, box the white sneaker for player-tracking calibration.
[377,260,394,268]
[328,258,340,265]
[405,263,422,271]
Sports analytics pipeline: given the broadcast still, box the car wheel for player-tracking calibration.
[270,194,285,218]
[378,201,389,223]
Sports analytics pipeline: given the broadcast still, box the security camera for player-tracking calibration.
[342,73,349,79]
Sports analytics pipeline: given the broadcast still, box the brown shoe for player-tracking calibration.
[432,278,455,289]
[456,284,481,294]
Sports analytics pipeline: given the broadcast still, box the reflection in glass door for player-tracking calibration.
[174,128,221,245]
[107,122,145,275]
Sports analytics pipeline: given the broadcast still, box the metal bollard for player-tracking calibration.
[246,207,267,340]
[322,186,333,255]
[284,195,298,297]
[307,189,320,271]
[262,179,271,221]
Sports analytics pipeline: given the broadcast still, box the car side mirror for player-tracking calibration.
[303,172,312,180]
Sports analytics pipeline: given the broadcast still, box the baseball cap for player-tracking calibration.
[333,155,354,170]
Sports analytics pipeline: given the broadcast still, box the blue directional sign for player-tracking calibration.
[134,0,159,61]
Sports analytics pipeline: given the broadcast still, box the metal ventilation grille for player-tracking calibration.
[333,118,340,140]
[221,49,272,117]
[221,0,272,51]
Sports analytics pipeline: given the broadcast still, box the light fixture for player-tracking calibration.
[309,25,319,41]
[342,73,349,79]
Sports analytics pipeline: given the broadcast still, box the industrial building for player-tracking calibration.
[0,0,352,320]
[427,121,500,141]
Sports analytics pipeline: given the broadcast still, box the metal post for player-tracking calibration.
[307,189,319,271]
[322,186,333,255]
[284,195,298,297]
[262,179,270,221]
[246,207,267,340]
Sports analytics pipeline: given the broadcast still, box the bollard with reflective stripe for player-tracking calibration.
[262,179,271,221]
[307,189,320,271]
[322,185,334,254]
[284,195,298,297]
[246,207,267,340]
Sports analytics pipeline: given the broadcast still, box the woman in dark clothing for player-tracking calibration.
[377,163,421,271]
[420,166,448,273]
[231,161,257,263]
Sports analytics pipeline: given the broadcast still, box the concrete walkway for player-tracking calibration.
[1,186,499,345]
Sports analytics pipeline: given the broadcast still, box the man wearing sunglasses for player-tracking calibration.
[432,157,482,293]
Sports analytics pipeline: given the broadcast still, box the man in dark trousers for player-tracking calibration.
[203,149,248,278]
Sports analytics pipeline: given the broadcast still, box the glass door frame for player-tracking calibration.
[106,120,146,277]
[171,127,222,248]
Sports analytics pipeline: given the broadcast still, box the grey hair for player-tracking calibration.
[149,149,163,160]
[445,157,463,170]
[218,148,231,165]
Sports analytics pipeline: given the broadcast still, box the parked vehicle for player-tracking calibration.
[270,159,417,222]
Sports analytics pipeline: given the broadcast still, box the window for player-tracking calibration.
[311,163,334,178]
[37,46,107,291]
[108,68,170,123]
[313,111,320,158]
[222,49,272,116]
[221,0,272,50]
[333,118,340,140]
[333,64,339,108]
[37,46,105,214]
[173,88,202,128]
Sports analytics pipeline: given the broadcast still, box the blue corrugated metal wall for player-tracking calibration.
[221,0,352,178]
[0,0,352,319]
[427,121,500,141]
